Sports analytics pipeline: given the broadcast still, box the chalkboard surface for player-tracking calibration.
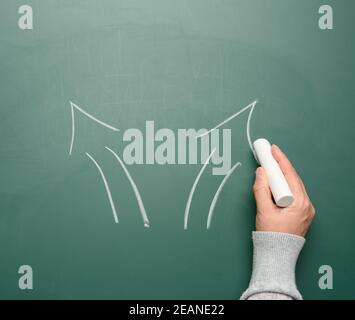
[0,0,354,299]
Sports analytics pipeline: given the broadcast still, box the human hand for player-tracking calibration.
[253,145,316,237]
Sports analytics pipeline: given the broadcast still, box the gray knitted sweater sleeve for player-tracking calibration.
[240,231,305,300]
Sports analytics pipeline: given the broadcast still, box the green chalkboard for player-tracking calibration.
[0,0,354,299]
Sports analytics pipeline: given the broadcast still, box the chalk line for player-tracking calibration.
[198,100,258,138]
[246,100,257,159]
[69,102,75,155]
[86,152,119,224]
[206,162,241,230]
[184,149,216,230]
[105,146,150,228]
[69,101,120,155]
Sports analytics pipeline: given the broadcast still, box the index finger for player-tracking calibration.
[271,144,304,197]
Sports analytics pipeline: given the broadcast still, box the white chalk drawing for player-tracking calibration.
[70,102,75,155]
[86,152,119,224]
[206,162,242,229]
[184,149,216,230]
[69,98,258,229]
[198,100,258,139]
[105,146,150,228]
[69,101,119,155]
[247,101,257,159]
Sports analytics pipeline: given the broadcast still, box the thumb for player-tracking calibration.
[253,167,276,212]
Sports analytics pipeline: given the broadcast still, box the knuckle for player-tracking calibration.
[311,206,316,217]
[252,183,259,193]
[253,184,266,194]
[304,199,312,210]
[305,202,316,219]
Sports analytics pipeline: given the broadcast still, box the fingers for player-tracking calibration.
[253,167,277,213]
[271,144,304,197]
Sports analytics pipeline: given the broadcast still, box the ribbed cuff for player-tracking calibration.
[241,231,305,300]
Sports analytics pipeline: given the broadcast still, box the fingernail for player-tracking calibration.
[255,167,262,177]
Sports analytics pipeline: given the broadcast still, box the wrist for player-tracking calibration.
[241,231,305,300]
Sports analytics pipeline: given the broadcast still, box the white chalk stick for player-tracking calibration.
[253,138,294,207]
